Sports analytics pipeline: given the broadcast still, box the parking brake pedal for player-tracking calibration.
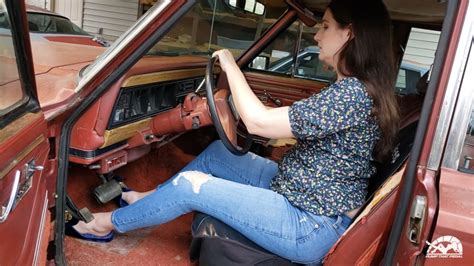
[94,179,123,204]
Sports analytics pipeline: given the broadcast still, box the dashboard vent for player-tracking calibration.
[178,80,195,95]
[108,77,201,129]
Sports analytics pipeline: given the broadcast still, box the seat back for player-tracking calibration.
[368,121,418,196]
[323,122,418,265]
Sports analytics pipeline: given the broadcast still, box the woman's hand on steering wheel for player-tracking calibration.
[212,49,237,73]
[207,51,252,155]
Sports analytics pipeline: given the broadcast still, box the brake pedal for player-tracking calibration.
[93,179,123,204]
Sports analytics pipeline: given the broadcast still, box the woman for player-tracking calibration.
[70,0,399,263]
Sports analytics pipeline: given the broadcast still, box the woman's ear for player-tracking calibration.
[345,24,354,41]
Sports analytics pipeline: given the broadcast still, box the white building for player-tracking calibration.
[27,0,147,42]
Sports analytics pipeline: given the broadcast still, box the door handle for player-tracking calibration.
[0,170,20,223]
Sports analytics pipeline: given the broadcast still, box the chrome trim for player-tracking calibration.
[427,2,474,171]
[75,0,173,92]
[442,40,474,169]
[0,170,20,223]
[33,192,48,266]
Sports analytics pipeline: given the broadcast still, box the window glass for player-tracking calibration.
[396,27,440,95]
[249,21,298,73]
[148,0,286,58]
[0,1,26,116]
[247,21,336,82]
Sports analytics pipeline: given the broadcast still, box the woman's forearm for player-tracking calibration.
[224,63,268,134]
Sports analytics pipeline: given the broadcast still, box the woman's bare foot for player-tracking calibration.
[121,189,155,205]
[72,212,114,236]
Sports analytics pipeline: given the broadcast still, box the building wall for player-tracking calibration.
[404,27,441,68]
[82,0,139,42]
[26,0,52,10]
[55,0,84,27]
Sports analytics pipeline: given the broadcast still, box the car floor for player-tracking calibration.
[64,131,213,265]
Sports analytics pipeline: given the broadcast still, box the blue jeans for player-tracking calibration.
[111,140,351,264]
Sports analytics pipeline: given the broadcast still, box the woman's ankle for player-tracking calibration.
[122,189,155,205]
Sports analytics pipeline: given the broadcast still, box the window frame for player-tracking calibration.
[440,39,474,171]
[0,0,40,129]
[245,17,336,83]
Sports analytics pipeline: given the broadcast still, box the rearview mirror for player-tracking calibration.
[226,0,265,15]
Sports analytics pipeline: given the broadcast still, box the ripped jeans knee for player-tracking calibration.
[171,170,213,194]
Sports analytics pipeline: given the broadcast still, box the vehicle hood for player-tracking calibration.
[30,33,104,47]
[30,40,105,114]
[31,40,104,74]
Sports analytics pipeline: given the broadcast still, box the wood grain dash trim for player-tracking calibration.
[101,118,151,148]
[0,112,43,144]
[122,69,206,87]
[0,135,45,180]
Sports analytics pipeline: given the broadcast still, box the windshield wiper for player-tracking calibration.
[191,48,216,56]
[146,51,180,56]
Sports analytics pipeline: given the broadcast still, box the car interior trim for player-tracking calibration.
[442,39,474,169]
[429,2,474,170]
[383,0,461,263]
[0,134,45,180]
[101,118,151,148]
[69,141,127,160]
[33,192,48,266]
[0,112,43,144]
[122,68,206,87]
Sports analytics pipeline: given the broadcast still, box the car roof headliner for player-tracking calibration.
[299,0,446,24]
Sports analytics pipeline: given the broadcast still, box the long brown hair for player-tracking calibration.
[328,0,400,161]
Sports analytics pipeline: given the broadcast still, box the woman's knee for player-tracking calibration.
[171,170,213,195]
[205,140,227,155]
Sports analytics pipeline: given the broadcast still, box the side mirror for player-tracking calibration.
[226,0,265,15]
[249,55,269,70]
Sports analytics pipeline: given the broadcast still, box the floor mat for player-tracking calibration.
[65,140,199,265]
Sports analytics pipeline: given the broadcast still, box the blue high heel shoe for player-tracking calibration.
[65,216,114,243]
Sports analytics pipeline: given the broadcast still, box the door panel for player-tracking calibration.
[0,112,50,265]
[424,168,474,265]
[0,0,51,264]
[244,71,327,107]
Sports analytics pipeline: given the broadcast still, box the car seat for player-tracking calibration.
[189,121,419,265]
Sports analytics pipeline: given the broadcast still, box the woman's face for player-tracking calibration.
[314,9,351,71]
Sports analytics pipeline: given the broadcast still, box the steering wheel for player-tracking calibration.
[206,56,252,155]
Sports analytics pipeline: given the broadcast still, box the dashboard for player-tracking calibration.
[68,56,214,174]
[109,75,203,129]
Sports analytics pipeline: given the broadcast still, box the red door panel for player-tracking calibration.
[425,168,474,265]
[0,112,50,265]
[244,71,327,106]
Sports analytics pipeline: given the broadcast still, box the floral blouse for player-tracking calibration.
[270,77,380,217]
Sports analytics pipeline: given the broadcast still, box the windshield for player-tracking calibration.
[147,0,286,58]
[27,12,90,35]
